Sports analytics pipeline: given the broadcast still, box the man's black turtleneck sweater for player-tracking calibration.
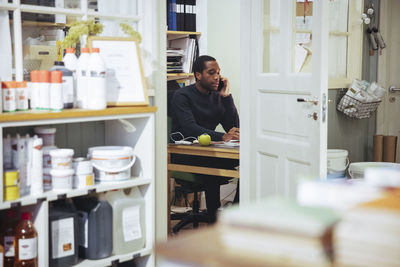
[171,83,239,141]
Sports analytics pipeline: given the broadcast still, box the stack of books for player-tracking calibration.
[334,193,400,266]
[219,198,340,266]
[167,37,197,73]
[167,49,184,73]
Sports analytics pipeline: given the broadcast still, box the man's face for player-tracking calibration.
[196,60,220,92]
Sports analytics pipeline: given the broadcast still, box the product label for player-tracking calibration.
[51,217,75,259]
[122,206,142,242]
[62,76,74,104]
[18,237,38,260]
[86,174,94,186]
[90,71,106,78]
[77,211,88,248]
[4,236,15,257]
[3,88,16,112]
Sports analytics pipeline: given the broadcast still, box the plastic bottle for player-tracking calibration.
[38,70,50,110]
[16,81,28,111]
[14,212,38,267]
[30,70,40,110]
[49,203,79,266]
[2,209,17,267]
[63,48,78,107]
[87,48,106,110]
[106,188,146,255]
[29,136,43,195]
[3,134,13,169]
[73,194,112,259]
[50,71,63,111]
[2,81,16,112]
[50,61,74,109]
[76,47,90,109]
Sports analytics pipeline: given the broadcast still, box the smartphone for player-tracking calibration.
[217,79,224,91]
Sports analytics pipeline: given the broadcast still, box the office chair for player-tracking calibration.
[170,171,210,233]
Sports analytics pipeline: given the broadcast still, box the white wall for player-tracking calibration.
[207,0,241,110]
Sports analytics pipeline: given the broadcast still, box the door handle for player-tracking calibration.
[389,86,400,93]
[297,97,319,105]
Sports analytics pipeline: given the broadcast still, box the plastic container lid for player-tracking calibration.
[2,81,16,89]
[81,47,90,53]
[35,127,57,135]
[50,168,74,176]
[327,149,348,159]
[50,148,74,157]
[38,70,50,83]
[92,47,100,53]
[88,146,133,158]
[66,47,75,53]
[50,71,63,83]
[31,70,40,83]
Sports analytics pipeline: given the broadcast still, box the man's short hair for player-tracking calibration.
[192,55,216,79]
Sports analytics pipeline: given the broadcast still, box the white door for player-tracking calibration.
[240,0,329,202]
[377,0,400,163]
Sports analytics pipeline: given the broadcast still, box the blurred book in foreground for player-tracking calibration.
[219,198,341,266]
[334,193,400,267]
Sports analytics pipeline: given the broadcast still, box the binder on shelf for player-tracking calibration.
[184,0,196,32]
[167,0,177,31]
[176,0,185,31]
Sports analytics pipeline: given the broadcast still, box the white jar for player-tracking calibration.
[50,168,74,191]
[34,127,56,146]
[72,157,94,188]
[76,47,90,109]
[49,71,63,111]
[50,149,74,169]
[87,48,107,110]
[2,81,16,112]
[38,70,50,110]
[16,81,29,111]
[30,70,41,110]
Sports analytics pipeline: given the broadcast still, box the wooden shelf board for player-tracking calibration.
[0,106,157,123]
[10,19,67,28]
[167,30,201,36]
[167,73,193,77]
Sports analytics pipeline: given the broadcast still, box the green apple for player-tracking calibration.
[198,134,211,146]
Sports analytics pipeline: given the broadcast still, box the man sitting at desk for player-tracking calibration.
[171,55,240,223]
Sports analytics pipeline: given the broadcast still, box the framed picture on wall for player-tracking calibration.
[87,36,148,106]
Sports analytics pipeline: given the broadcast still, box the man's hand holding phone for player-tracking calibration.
[222,127,240,142]
[218,76,231,98]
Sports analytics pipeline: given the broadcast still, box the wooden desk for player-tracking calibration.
[167,144,239,234]
[167,144,240,178]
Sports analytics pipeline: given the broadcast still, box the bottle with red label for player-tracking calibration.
[14,212,38,267]
[1,209,17,267]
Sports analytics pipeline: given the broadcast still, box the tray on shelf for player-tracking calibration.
[337,94,381,119]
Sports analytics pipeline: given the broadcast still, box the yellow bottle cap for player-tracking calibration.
[4,170,19,186]
[4,185,20,201]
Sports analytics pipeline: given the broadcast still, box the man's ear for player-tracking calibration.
[195,71,201,81]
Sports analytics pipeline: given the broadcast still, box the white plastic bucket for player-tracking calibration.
[73,173,94,189]
[349,162,400,179]
[34,127,56,146]
[50,148,74,169]
[327,149,349,178]
[50,168,74,191]
[88,146,135,182]
[73,157,93,174]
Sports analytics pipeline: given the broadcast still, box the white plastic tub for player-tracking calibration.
[50,148,74,169]
[50,168,74,191]
[349,162,400,179]
[34,127,56,146]
[327,149,349,178]
[88,146,135,182]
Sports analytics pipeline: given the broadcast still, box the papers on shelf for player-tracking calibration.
[212,140,239,147]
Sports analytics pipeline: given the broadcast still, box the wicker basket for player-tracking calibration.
[337,94,381,119]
